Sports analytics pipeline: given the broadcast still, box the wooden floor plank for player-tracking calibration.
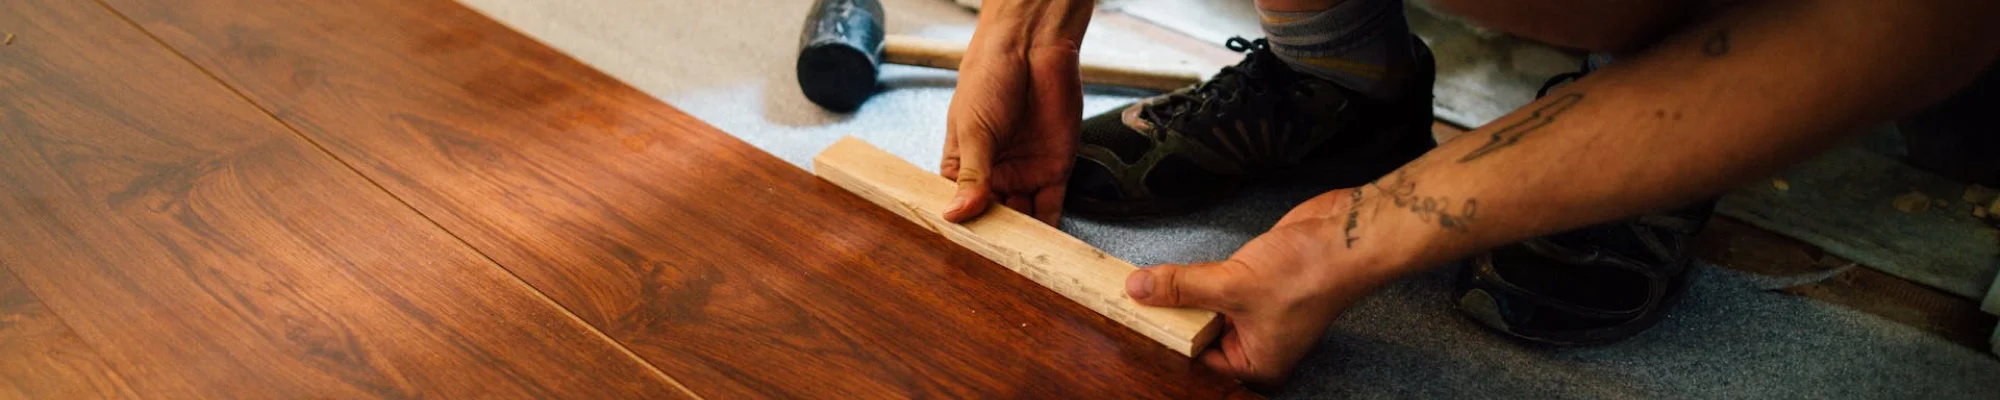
[0,272,136,400]
[0,1,694,397]
[96,0,1247,397]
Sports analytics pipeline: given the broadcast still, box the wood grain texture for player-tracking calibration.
[815,137,1222,355]
[0,0,693,397]
[98,0,1249,397]
[0,272,136,399]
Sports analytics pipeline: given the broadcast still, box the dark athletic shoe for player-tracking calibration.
[1065,37,1438,219]
[1453,58,1719,346]
[1455,202,1715,345]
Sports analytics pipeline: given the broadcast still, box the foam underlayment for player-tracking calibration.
[456,0,1999,396]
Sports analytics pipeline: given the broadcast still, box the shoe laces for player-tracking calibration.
[1536,57,1597,98]
[1138,37,1302,128]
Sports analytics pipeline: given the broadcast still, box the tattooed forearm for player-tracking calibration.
[1457,93,1583,163]
[1343,187,1364,248]
[1369,170,1478,232]
[1702,30,1730,57]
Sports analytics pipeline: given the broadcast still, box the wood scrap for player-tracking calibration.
[1720,145,2000,300]
[1964,185,1997,205]
[1893,191,1932,213]
[813,137,1222,356]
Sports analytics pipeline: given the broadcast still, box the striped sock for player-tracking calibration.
[1258,0,1416,101]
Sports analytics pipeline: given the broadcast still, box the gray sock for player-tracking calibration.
[1258,0,1416,101]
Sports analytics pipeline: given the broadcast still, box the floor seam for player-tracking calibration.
[81,1,705,398]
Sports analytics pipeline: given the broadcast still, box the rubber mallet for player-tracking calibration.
[796,0,1208,112]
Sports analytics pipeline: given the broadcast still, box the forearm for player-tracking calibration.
[1340,0,2000,274]
[965,0,1094,54]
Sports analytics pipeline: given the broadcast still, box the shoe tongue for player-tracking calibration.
[1213,53,1294,101]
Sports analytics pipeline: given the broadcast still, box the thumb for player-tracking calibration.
[1125,261,1244,311]
[942,137,994,223]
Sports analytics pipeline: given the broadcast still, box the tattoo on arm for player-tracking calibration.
[1457,93,1583,163]
[1369,170,1478,232]
[1343,187,1363,248]
[1702,30,1731,57]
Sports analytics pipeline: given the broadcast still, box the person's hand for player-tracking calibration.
[1123,188,1403,385]
[940,2,1091,226]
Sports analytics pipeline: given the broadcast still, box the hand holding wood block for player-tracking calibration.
[814,137,1223,356]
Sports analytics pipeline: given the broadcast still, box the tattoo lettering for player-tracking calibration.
[1369,171,1478,232]
[1457,93,1583,163]
[1702,30,1730,57]
[1343,187,1363,248]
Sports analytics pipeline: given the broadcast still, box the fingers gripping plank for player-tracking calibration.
[813,137,1222,356]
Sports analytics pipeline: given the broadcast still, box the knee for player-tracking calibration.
[1422,0,1691,53]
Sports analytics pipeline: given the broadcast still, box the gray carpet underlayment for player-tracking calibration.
[456,0,2000,397]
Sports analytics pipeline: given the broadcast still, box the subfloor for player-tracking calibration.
[456,0,2000,397]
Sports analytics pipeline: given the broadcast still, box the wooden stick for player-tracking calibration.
[813,137,1222,356]
[881,35,1207,92]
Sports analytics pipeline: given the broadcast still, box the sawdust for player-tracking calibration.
[1893,191,1932,213]
[3,33,14,46]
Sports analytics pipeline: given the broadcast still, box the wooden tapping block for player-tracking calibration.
[813,137,1222,356]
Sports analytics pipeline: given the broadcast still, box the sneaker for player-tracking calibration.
[1455,202,1715,345]
[1453,58,1719,346]
[1066,37,1439,219]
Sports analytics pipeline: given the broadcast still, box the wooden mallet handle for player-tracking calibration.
[882,35,1207,92]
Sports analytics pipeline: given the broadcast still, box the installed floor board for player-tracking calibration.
[0,271,135,399]
[99,0,1247,397]
[0,0,693,397]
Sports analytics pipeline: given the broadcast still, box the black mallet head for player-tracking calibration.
[796,0,887,113]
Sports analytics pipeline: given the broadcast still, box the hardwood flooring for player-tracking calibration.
[1,0,684,397]
[0,0,1248,397]
[0,272,132,399]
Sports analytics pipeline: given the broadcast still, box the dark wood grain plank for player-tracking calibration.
[0,272,136,399]
[97,0,1250,397]
[0,1,694,397]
